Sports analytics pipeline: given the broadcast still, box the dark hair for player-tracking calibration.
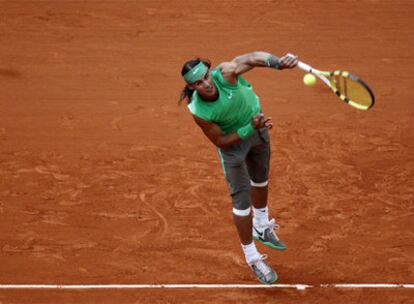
[178,58,211,105]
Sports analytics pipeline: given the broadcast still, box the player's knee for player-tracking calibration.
[232,207,251,217]
[231,189,251,216]
[250,179,268,187]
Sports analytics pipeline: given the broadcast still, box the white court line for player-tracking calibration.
[0,284,413,290]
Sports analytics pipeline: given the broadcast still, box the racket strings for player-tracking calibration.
[331,75,348,96]
[329,75,373,108]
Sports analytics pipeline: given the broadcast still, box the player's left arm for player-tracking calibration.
[219,52,298,84]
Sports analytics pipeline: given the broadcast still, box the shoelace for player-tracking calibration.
[268,218,280,230]
[267,219,280,241]
[253,254,271,276]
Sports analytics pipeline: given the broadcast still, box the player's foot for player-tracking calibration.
[248,254,277,284]
[253,219,287,250]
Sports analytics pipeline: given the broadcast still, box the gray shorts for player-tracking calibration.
[217,128,270,210]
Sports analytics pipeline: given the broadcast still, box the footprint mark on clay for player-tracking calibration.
[139,190,168,237]
[185,184,216,216]
[111,117,123,131]
[33,165,71,181]
[59,113,77,129]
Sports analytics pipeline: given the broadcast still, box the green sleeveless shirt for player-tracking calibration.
[187,67,261,135]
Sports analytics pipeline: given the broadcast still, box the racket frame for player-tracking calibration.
[297,61,375,111]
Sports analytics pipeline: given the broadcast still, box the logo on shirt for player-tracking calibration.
[228,91,233,99]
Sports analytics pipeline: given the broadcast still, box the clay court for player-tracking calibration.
[0,0,413,303]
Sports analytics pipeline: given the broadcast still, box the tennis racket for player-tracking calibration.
[296,59,375,111]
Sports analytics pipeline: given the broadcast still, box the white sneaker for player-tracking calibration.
[248,254,277,284]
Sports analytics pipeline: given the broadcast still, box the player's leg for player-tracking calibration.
[246,128,287,250]
[218,147,277,284]
[251,181,268,209]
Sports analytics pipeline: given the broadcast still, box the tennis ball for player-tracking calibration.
[303,73,316,86]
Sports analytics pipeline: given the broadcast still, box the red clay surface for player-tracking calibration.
[0,1,413,303]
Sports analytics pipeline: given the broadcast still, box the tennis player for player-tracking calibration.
[179,52,298,284]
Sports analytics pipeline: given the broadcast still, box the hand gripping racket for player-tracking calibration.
[296,59,375,111]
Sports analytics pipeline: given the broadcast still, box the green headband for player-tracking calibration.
[183,62,208,84]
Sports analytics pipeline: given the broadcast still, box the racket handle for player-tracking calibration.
[296,59,331,86]
[297,61,313,73]
[285,53,314,72]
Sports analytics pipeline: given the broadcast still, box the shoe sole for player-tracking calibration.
[257,273,278,285]
[253,236,287,251]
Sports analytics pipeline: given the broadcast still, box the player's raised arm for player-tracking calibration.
[219,52,298,83]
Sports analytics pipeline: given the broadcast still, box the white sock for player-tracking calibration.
[253,206,269,227]
[241,242,261,264]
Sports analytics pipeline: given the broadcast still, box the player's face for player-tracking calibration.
[188,71,218,101]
